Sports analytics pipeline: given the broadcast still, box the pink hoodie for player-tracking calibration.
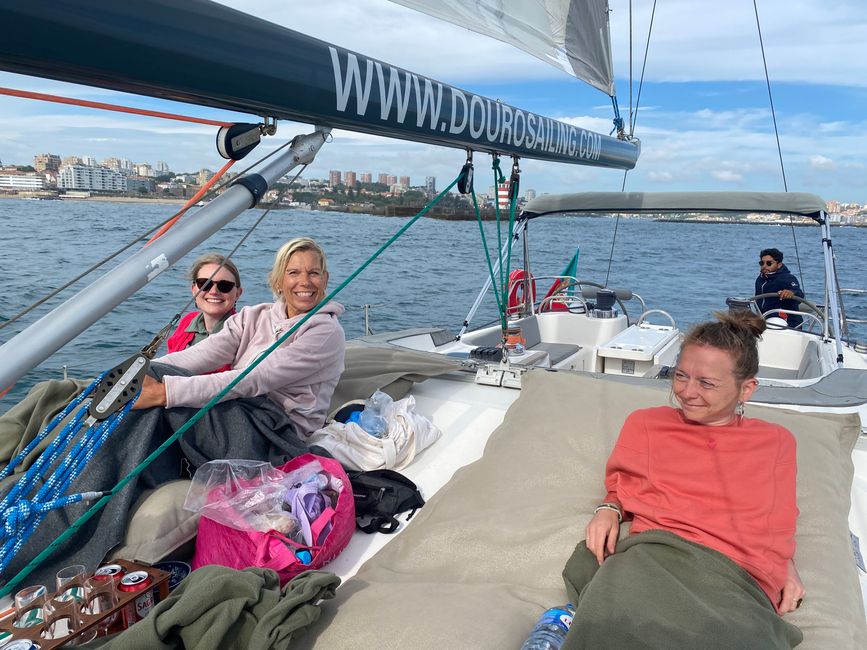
[155,300,345,436]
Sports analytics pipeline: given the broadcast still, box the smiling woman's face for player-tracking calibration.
[672,343,757,426]
[192,262,241,323]
[281,249,328,318]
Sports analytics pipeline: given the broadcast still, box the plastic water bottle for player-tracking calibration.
[359,391,391,438]
[520,604,575,650]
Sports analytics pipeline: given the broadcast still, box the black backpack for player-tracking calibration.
[347,469,426,534]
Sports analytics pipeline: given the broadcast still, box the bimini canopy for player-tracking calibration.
[522,192,827,221]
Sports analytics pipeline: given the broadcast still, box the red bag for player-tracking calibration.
[191,453,355,583]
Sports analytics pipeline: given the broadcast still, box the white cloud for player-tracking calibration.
[712,170,745,183]
[648,171,674,182]
[809,155,836,169]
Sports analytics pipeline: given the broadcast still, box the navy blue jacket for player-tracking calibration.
[755,263,805,327]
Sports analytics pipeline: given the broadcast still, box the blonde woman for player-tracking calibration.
[11,237,345,586]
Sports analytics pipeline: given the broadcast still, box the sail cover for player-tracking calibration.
[391,0,615,96]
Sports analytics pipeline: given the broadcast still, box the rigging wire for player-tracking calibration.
[628,0,657,138]
[628,0,633,134]
[607,0,656,286]
[752,0,806,292]
[751,0,789,194]
[0,140,294,335]
[145,159,237,244]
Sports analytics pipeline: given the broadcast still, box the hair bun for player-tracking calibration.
[714,310,767,339]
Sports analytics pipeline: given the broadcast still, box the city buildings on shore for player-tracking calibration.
[0,152,863,223]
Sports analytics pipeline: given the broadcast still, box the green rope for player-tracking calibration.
[0,171,465,598]
[491,163,520,328]
[491,158,513,318]
[491,159,505,303]
[502,178,519,319]
[469,190,506,330]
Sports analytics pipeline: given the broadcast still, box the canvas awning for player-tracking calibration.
[522,192,827,220]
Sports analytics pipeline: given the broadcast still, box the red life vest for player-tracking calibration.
[166,311,234,373]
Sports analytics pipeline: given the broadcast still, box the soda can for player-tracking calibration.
[118,570,154,628]
[0,640,41,650]
[93,563,125,585]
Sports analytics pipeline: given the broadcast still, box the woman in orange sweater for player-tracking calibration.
[563,311,806,648]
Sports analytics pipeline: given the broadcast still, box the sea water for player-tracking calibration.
[2,198,866,406]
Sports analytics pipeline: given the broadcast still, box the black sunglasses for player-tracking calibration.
[194,277,236,293]
[759,260,776,267]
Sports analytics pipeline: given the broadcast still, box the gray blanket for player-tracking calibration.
[562,530,803,649]
[83,567,340,650]
[3,363,309,588]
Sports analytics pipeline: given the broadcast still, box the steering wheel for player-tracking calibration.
[546,279,631,322]
[746,293,826,331]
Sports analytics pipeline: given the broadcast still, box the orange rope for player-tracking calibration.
[145,159,237,245]
[0,86,233,127]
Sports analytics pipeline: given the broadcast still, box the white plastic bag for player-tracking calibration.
[183,459,340,537]
[183,460,291,532]
[308,393,442,471]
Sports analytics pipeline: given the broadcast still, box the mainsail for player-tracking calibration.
[391,0,615,96]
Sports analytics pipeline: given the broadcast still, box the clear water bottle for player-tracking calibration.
[520,604,575,650]
[358,391,391,438]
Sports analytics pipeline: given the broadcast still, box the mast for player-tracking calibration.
[0,0,639,170]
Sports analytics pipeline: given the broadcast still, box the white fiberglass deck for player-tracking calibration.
[323,373,520,582]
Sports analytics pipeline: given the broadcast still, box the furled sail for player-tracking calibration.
[390,0,615,96]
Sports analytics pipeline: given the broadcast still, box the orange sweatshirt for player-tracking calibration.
[604,406,798,610]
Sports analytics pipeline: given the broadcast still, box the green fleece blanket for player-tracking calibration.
[83,566,341,650]
[562,530,803,649]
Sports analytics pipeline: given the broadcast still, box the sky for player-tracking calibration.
[0,0,865,202]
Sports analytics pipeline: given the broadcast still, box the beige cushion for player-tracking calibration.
[297,370,866,649]
[110,479,197,564]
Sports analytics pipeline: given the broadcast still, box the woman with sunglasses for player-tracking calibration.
[561,310,805,648]
[5,237,346,587]
[165,254,243,372]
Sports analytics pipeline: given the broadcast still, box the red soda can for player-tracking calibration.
[93,563,125,585]
[118,570,154,628]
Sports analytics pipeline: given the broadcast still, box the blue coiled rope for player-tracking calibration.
[0,372,135,573]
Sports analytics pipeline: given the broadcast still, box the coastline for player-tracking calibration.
[0,194,188,205]
[1,193,862,226]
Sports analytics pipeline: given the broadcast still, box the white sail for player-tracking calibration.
[390,0,615,96]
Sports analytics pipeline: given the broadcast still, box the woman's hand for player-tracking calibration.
[778,558,806,614]
[132,375,167,410]
[585,508,620,565]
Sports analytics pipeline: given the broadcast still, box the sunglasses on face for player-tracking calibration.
[194,277,236,293]
[759,260,776,267]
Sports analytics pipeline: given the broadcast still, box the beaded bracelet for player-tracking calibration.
[594,503,623,523]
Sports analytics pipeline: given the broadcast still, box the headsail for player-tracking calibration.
[391,0,615,96]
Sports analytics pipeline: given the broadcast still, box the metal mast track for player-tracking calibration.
[0,129,330,392]
[0,0,639,169]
